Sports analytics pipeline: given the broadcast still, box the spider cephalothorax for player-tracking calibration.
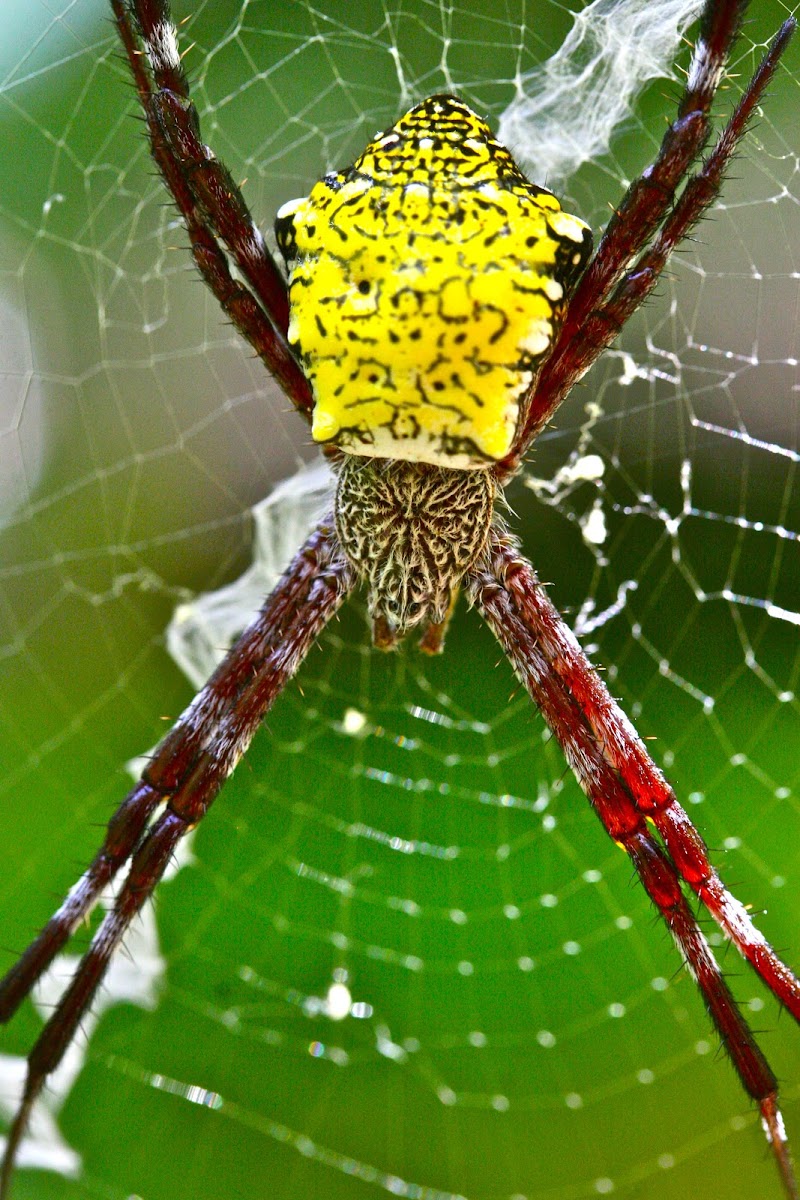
[334,455,496,648]
[1,4,798,1198]
[276,95,592,644]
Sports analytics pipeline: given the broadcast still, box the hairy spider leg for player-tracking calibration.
[0,524,353,1199]
[112,0,313,416]
[0,525,347,1018]
[492,547,800,1025]
[470,533,799,1199]
[509,4,795,462]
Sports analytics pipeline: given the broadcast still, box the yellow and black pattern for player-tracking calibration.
[276,94,592,468]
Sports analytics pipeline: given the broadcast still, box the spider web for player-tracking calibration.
[1,2,799,1198]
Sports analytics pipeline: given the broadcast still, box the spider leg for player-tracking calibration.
[113,0,313,416]
[508,3,795,463]
[0,520,353,1195]
[488,537,800,1023]
[578,13,797,350]
[469,531,798,1198]
[0,521,346,1021]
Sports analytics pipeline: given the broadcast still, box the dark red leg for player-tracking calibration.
[0,520,353,1197]
[470,530,798,1199]
[483,534,800,1023]
[507,4,795,465]
[112,0,313,416]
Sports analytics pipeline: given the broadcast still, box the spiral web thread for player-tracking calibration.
[0,3,799,1198]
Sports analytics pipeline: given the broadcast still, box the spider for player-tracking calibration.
[1,0,798,1195]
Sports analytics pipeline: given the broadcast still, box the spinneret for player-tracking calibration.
[276,94,592,468]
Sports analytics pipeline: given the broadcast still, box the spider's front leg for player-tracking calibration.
[492,544,800,1022]
[0,521,353,1198]
[470,533,800,1199]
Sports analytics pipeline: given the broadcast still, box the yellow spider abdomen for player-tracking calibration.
[276,94,592,469]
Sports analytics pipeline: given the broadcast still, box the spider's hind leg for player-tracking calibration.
[112,0,313,417]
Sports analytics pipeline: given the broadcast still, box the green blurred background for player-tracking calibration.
[1,3,799,1199]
